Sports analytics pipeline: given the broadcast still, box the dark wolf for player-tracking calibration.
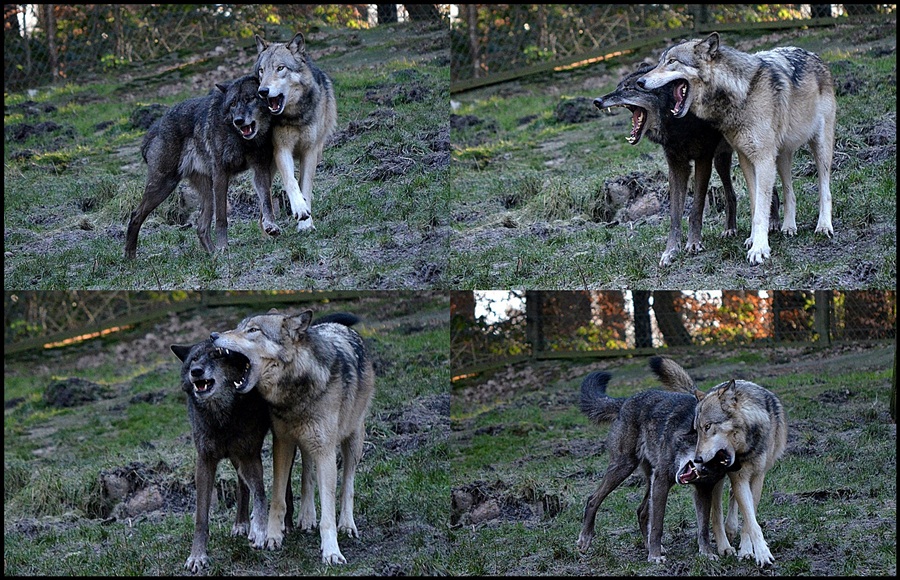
[576,357,732,563]
[171,338,293,573]
[638,32,836,264]
[685,377,787,566]
[255,32,338,232]
[211,309,374,565]
[594,63,780,267]
[125,74,281,259]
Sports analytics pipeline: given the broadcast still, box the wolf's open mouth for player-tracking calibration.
[267,94,285,115]
[192,378,214,393]
[678,460,699,484]
[672,80,688,116]
[203,347,252,392]
[625,105,647,144]
[239,121,257,139]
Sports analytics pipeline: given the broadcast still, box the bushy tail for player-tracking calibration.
[314,312,360,327]
[579,371,623,424]
[649,356,701,397]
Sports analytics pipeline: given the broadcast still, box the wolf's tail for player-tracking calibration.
[579,371,623,424]
[649,356,701,397]
[314,312,360,327]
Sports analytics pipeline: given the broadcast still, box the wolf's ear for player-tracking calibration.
[288,32,306,56]
[716,378,738,402]
[171,344,191,362]
[284,310,313,341]
[693,387,707,401]
[701,32,720,58]
[215,82,228,94]
[255,34,268,53]
[268,307,279,314]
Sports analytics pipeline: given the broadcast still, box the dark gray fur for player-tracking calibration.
[171,338,294,573]
[125,75,280,259]
[594,64,780,266]
[576,364,730,562]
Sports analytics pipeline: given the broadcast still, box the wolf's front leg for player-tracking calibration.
[298,446,318,532]
[274,147,310,224]
[264,436,296,550]
[316,448,345,564]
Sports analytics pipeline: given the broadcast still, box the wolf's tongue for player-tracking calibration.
[241,124,253,136]
[674,81,686,113]
[631,109,641,134]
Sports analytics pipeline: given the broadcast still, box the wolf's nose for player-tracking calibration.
[210,332,219,340]
[593,97,604,110]
[190,368,203,378]
[257,88,269,99]
[636,78,647,89]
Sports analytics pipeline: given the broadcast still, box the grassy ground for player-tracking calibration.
[449,21,897,289]
[4,292,451,575]
[3,21,449,290]
[449,342,896,576]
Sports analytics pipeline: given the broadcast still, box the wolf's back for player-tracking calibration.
[579,371,623,424]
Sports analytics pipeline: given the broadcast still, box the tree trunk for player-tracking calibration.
[653,291,692,347]
[632,291,653,348]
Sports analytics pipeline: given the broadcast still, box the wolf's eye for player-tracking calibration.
[277,65,284,72]
[703,423,711,432]
[667,58,676,65]
[257,68,262,76]
[248,327,260,333]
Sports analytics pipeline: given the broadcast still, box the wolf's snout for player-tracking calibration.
[210,332,220,340]
[593,97,604,110]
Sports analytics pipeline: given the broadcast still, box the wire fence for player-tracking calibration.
[450,3,897,92]
[3,4,448,91]
[451,290,897,375]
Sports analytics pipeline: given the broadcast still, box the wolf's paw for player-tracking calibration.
[648,554,666,564]
[780,223,797,236]
[815,221,834,237]
[264,533,284,551]
[746,245,770,265]
[685,240,704,254]
[700,548,719,561]
[576,532,594,552]
[298,515,318,532]
[721,228,737,238]
[248,522,267,549]
[338,520,359,538]
[184,553,209,573]
[296,217,315,232]
[261,218,281,237]
[659,249,678,267]
[231,522,249,537]
[717,542,736,557]
[322,548,347,565]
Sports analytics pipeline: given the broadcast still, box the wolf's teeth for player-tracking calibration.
[234,381,242,388]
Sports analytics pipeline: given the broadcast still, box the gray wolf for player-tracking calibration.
[211,309,375,564]
[686,377,787,566]
[171,338,294,573]
[637,32,836,264]
[576,356,731,562]
[255,32,338,232]
[126,75,281,259]
[595,63,780,266]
